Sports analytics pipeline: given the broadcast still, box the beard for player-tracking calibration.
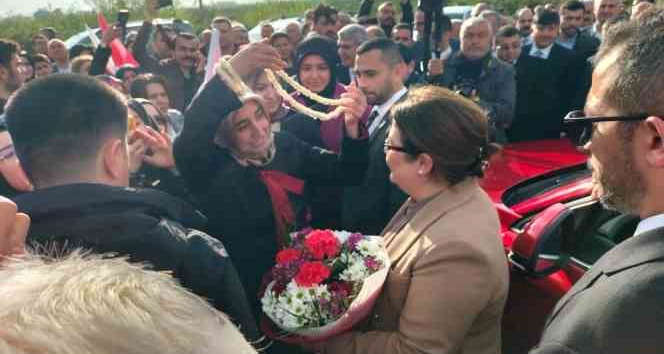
[593,141,645,214]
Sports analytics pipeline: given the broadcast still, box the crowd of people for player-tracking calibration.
[0,0,664,352]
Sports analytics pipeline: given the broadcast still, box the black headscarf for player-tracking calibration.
[294,36,340,105]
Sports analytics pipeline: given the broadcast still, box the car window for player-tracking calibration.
[502,165,590,207]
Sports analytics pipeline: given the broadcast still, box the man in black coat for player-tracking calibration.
[531,11,664,353]
[357,0,413,41]
[342,38,408,235]
[509,10,586,142]
[557,0,600,60]
[3,74,261,344]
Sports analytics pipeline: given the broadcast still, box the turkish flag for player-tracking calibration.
[97,12,140,72]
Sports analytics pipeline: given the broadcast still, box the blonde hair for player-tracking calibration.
[0,251,257,354]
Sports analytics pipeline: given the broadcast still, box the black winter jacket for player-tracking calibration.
[15,183,260,342]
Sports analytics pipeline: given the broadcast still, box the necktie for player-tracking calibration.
[534,49,545,59]
[367,109,380,128]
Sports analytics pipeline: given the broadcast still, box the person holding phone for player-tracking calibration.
[133,0,204,112]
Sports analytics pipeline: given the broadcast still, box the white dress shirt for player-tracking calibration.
[529,43,554,59]
[634,213,664,236]
[368,87,408,136]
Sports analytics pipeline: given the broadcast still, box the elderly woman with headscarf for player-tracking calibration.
[174,42,369,324]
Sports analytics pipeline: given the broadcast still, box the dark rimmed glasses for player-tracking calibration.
[563,110,649,146]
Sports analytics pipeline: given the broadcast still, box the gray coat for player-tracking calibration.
[437,52,516,143]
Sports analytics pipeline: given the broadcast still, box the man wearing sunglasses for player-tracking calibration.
[532,9,664,354]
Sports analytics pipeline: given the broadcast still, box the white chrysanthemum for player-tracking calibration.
[340,254,369,282]
[332,230,352,244]
[356,238,382,258]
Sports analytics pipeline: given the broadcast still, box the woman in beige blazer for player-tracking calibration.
[319,86,509,354]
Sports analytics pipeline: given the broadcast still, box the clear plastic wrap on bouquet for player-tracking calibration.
[261,232,390,343]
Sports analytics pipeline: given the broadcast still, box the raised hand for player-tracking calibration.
[128,130,148,173]
[427,58,444,77]
[101,24,121,46]
[134,126,176,169]
[335,81,368,139]
[228,40,287,78]
[0,197,30,261]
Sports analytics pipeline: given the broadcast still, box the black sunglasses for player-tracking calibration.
[563,110,649,146]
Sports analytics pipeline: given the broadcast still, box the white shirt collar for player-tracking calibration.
[529,42,554,59]
[368,87,408,135]
[634,213,664,236]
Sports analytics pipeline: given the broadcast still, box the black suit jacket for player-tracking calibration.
[342,99,407,235]
[336,64,352,85]
[509,43,585,142]
[572,32,600,61]
[531,226,664,354]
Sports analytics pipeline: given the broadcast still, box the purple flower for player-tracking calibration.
[364,256,380,271]
[346,233,363,251]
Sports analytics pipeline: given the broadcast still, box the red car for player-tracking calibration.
[479,139,640,353]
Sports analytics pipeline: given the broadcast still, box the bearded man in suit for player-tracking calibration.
[532,8,664,353]
[342,38,408,235]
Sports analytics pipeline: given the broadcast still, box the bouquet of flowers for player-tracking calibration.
[261,229,390,341]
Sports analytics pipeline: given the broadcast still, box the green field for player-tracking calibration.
[0,0,569,49]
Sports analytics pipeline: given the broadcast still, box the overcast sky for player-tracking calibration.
[1,0,202,17]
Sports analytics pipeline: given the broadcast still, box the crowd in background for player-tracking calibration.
[0,0,663,352]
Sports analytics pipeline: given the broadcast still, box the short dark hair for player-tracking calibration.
[0,39,20,70]
[391,86,498,184]
[130,73,170,99]
[313,3,338,25]
[534,10,561,26]
[356,37,403,66]
[39,27,57,39]
[393,23,413,33]
[594,8,664,119]
[496,25,520,39]
[31,34,47,43]
[561,0,586,12]
[31,53,50,65]
[69,44,93,59]
[174,32,198,44]
[4,75,128,186]
[115,64,140,80]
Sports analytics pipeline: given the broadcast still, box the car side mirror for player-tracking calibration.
[509,203,574,278]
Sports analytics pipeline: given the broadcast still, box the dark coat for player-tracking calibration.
[336,64,352,85]
[358,0,413,37]
[436,52,516,142]
[509,44,585,142]
[531,226,664,354]
[342,104,407,236]
[174,76,369,321]
[14,183,260,342]
[134,21,203,112]
[89,45,111,76]
[572,32,600,61]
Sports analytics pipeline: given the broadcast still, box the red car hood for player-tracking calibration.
[480,139,588,201]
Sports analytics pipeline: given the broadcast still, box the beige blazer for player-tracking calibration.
[323,178,509,354]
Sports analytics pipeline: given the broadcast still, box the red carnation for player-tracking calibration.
[275,248,301,264]
[294,261,331,287]
[304,229,341,260]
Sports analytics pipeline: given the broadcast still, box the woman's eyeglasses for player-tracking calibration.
[383,143,421,155]
[563,110,649,146]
